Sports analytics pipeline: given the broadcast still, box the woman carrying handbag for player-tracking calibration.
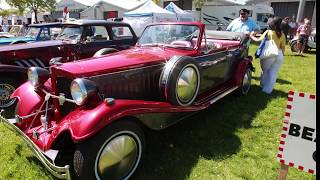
[250,17,286,94]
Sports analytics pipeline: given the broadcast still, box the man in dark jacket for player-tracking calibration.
[281,17,290,43]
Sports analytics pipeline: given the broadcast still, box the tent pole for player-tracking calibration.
[296,0,306,23]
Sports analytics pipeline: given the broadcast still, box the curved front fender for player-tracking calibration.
[11,82,43,116]
[11,81,44,130]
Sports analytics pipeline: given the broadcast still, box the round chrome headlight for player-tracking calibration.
[70,78,98,106]
[27,67,49,87]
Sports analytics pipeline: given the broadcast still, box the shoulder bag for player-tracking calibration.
[259,31,279,59]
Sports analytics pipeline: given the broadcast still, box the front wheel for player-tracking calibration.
[290,40,299,52]
[0,77,20,117]
[73,120,145,180]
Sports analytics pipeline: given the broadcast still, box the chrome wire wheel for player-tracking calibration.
[175,64,200,106]
[241,69,252,95]
[94,131,142,180]
[0,83,16,108]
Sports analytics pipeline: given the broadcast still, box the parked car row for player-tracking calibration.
[0,23,62,45]
[0,21,254,180]
[0,25,26,38]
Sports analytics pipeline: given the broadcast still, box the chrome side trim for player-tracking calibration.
[209,86,239,104]
[0,115,71,180]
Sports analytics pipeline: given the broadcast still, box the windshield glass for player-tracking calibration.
[138,24,200,49]
[57,26,83,40]
[257,13,273,23]
[9,26,21,34]
[25,27,40,38]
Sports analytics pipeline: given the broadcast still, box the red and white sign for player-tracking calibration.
[277,90,316,175]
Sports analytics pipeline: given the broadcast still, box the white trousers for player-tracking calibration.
[260,50,284,94]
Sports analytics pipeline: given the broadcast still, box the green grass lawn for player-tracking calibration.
[0,45,316,180]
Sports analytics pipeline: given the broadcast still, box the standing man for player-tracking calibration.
[281,17,290,43]
[226,9,260,34]
[288,18,298,39]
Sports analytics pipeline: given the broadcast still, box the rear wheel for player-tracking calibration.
[73,120,145,180]
[237,68,252,95]
[0,77,20,117]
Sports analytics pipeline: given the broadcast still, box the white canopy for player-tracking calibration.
[123,0,177,36]
[164,2,195,22]
[56,0,95,11]
[80,0,146,20]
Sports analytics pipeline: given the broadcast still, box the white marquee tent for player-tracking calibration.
[123,0,177,36]
[56,0,100,11]
[164,2,195,22]
[80,0,147,20]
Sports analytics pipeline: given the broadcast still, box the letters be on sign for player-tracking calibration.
[277,91,316,175]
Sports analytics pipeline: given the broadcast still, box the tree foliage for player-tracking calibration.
[7,0,56,22]
[193,0,206,10]
[0,9,22,17]
[152,0,160,6]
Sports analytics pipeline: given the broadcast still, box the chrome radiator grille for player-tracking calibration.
[87,64,164,101]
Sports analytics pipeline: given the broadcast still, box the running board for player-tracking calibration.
[209,86,239,104]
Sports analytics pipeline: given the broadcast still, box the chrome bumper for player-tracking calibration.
[0,115,71,180]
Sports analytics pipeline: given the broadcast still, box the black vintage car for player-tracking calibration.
[0,19,138,111]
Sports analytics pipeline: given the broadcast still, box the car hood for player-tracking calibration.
[0,37,35,44]
[54,46,196,77]
[0,40,69,52]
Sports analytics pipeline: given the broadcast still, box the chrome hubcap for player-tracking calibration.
[242,70,252,94]
[0,83,16,108]
[176,66,199,104]
[96,134,139,180]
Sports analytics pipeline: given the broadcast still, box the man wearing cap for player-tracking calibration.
[226,9,260,34]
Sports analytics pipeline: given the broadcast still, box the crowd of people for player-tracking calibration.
[226,8,313,95]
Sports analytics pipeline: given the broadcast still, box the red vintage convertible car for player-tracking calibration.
[0,19,137,111]
[1,22,254,179]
